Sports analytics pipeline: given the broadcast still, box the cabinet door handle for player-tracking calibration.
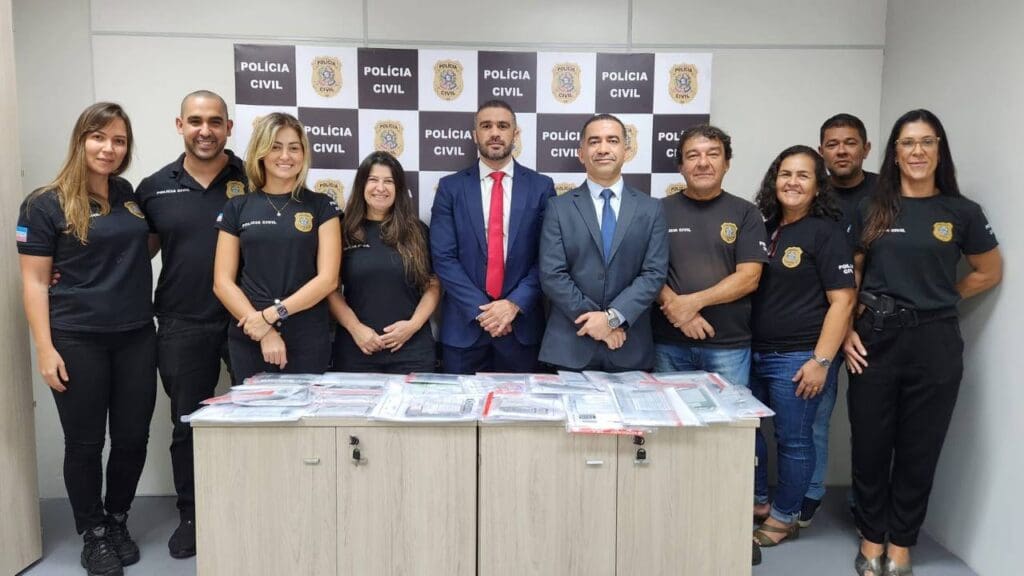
[303,457,320,465]
[585,459,604,466]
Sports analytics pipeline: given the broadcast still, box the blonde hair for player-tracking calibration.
[32,102,133,243]
[244,112,311,199]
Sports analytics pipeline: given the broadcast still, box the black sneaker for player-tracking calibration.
[798,497,822,528]
[752,540,762,566]
[81,526,123,576]
[104,513,140,566]
[168,517,197,559]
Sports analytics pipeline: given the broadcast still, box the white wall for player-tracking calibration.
[880,2,1022,574]
[13,0,885,497]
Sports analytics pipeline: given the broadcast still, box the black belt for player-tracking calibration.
[868,307,957,329]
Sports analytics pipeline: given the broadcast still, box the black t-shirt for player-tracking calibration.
[751,216,855,351]
[652,191,769,347]
[17,177,153,332]
[135,151,246,322]
[852,194,998,311]
[334,220,435,364]
[216,188,340,314]
[834,171,878,224]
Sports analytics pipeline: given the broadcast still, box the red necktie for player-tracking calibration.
[485,171,505,299]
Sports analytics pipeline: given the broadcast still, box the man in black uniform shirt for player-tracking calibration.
[652,125,767,387]
[800,113,878,526]
[819,113,878,225]
[134,90,245,559]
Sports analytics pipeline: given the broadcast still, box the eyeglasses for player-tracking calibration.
[895,137,941,151]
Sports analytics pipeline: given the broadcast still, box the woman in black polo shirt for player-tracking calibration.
[17,102,154,575]
[213,112,341,383]
[844,110,1001,576]
[749,146,856,553]
[329,151,439,373]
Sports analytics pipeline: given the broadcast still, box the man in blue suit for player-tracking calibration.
[539,114,668,371]
[431,100,556,373]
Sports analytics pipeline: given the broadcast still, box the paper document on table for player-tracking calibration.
[243,373,321,386]
[316,372,391,391]
[667,383,731,424]
[582,371,657,385]
[467,373,530,394]
[716,384,774,419]
[186,404,307,423]
[372,389,484,422]
[481,391,566,422]
[609,383,691,427]
[528,372,606,395]
[563,392,646,434]
[229,384,311,407]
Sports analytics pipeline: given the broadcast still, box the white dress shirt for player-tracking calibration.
[585,177,623,230]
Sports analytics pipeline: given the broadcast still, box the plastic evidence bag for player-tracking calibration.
[372,388,484,422]
[563,391,647,435]
[528,372,606,395]
[481,391,566,422]
[185,404,307,423]
[229,383,311,407]
[609,382,703,428]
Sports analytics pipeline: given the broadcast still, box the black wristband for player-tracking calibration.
[260,309,273,326]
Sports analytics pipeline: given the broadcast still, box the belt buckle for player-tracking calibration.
[897,308,918,327]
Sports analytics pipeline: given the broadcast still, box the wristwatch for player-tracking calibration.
[274,299,290,321]
[606,309,623,329]
[813,357,832,368]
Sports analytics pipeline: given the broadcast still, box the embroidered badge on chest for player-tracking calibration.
[294,212,314,233]
[720,222,738,244]
[226,180,245,198]
[782,246,803,268]
[932,221,953,242]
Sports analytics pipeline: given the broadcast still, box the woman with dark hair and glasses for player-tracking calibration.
[749,146,856,556]
[329,151,439,373]
[844,110,1001,576]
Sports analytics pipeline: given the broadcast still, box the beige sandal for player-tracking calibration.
[752,521,799,547]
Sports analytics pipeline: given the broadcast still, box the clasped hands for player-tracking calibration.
[477,299,520,338]
[575,311,627,350]
[660,293,716,340]
[351,320,420,356]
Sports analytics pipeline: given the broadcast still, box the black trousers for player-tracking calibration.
[848,314,963,546]
[228,311,331,385]
[50,325,157,534]
[157,317,230,519]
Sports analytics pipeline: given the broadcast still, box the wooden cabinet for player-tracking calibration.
[336,426,475,576]
[478,426,618,576]
[616,426,754,576]
[194,422,476,576]
[194,427,337,576]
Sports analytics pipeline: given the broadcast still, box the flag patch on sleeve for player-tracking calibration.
[16,226,28,242]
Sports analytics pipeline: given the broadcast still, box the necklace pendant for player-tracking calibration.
[276,212,281,217]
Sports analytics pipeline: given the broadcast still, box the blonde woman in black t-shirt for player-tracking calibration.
[844,110,1002,576]
[329,151,439,373]
[17,102,155,575]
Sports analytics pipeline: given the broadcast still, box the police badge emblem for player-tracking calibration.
[124,201,146,219]
[720,222,738,244]
[624,124,639,163]
[294,212,314,233]
[433,59,464,101]
[311,56,342,98]
[551,63,582,104]
[374,120,405,157]
[668,63,699,105]
[315,179,345,206]
[226,180,245,198]
[555,182,576,196]
[933,221,953,242]
[782,246,803,268]
[665,183,686,197]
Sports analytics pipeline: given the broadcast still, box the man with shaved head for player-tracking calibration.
[134,90,245,559]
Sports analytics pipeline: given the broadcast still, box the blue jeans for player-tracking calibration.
[653,343,750,387]
[805,361,842,501]
[750,350,823,524]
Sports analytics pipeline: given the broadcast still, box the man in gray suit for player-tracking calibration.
[539,114,668,371]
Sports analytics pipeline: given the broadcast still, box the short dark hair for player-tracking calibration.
[579,113,625,145]
[180,90,229,118]
[475,99,516,124]
[677,124,732,164]
[819,113,868,145]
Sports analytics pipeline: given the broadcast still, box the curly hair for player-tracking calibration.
[755,145,840,224]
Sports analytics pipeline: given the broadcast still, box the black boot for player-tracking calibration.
[168,514,197,559]
[104,513,141,566]
[81,525,123,576]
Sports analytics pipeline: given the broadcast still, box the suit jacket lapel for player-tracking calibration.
[464,164,487,255]
[571,185,604,256]
[608,185,638,264]
[506,162,528,257]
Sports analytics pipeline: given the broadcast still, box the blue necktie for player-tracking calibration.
[600,188,616,264]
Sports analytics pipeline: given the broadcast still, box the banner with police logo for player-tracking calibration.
[235,45,712,221]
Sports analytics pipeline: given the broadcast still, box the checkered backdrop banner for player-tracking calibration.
[234,44,712,222]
